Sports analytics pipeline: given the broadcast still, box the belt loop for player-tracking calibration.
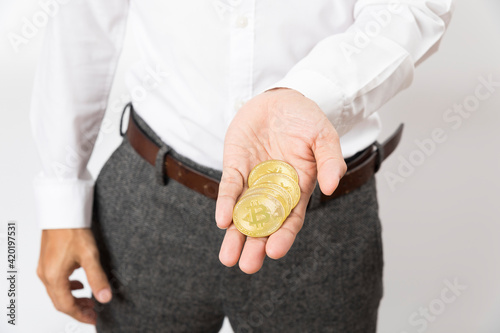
[374,142,384,173]
[155,145,171,186]
[119,102,133,137]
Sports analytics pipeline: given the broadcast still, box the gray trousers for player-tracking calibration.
[91,111,383,333]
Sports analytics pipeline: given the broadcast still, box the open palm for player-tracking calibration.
[215,88,347,274]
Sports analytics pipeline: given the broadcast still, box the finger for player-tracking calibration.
[265,196,308,259]
[75,297,97,324]
[216,167,246,229]
[76,297,95,309]
[76,298,97,325]
[69,280,85,291]
[49,281,96,324]
[238,236,267,274]
[80,251,112,304]
[313,126,347,196]
[219,224,246,267]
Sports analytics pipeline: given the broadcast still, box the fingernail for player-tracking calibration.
[98,288,112,303]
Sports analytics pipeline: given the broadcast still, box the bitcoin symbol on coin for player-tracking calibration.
[233,160,300,237]
[279,182,291,192]
[269,167,282,174]
[244,201,270,229]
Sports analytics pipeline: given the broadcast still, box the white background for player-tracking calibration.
[0,0,499,332]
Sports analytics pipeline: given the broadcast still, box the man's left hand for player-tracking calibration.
[215,88,347,274]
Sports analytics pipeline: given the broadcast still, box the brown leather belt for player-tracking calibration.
[126,111,403,202]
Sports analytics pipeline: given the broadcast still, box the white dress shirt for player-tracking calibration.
[30,0,453,229]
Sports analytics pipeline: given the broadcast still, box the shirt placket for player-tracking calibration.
[225,0,255,125]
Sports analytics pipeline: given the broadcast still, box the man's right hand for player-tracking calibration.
[37,228,112,324]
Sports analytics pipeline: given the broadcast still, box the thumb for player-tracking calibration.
[81,252,112,304]
[313,126,347,196]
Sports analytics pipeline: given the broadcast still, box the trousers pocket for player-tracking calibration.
[312,230,383,305]
[94,138,127,188]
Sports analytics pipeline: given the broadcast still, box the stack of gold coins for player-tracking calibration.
[232,160,300,237]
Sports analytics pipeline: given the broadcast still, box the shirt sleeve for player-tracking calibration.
[30,0,130,229]
[267,0,454,137]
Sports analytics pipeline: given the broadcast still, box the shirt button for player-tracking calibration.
[235,16,248,28]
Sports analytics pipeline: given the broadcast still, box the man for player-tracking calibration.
[33,1,453,332]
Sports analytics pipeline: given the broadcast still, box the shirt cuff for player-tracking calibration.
[33,174,94,229]
[267,69,344,114]
[265,70,352,135]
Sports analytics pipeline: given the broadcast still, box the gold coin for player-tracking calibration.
[252,173,301,208]
[249,183,293,215]
[243,186,291,215]
[248,160,299,188]
[233,192,286,237]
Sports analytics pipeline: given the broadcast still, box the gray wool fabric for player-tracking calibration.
[90,110,383,333]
